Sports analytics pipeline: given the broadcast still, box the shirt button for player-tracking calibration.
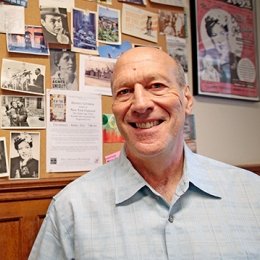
[168,215,174,223]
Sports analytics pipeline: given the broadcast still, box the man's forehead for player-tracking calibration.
[46,14,62,20]
[117,58,161,68]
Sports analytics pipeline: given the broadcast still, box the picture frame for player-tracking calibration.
[190,0,259,101]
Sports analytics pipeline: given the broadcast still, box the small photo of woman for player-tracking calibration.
[9,132,40,179]
[0,137,9,177]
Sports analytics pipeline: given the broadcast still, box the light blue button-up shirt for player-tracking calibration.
[29,145,260,259]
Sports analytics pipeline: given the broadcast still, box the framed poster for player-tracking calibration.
[190,0,259,101]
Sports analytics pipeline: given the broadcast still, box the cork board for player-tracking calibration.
[0,0,184,180]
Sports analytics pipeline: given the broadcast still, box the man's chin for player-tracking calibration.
[126,143,163,158]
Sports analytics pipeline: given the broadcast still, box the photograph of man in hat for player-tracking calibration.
[40,7,71,45]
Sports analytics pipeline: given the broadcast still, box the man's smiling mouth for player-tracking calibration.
[130,120,163,129]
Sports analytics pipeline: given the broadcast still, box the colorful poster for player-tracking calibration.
[103,114,124,143]
[192,0,259,101]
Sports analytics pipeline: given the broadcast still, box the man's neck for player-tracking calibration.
[126,145,184,203]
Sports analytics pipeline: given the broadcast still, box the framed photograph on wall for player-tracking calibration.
[190,0,259,101]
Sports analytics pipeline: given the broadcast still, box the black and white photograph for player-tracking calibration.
[97,5,121,45]
[50,49,78,91]
[71,8,98,55]
[7,25,49,56]
[40,7,71,45]
[1,59,45,95]
[9,131,40,180]
[79,54,116,96]
[0,95,45,129]
[166,36,188,72]
[0,137,9,178]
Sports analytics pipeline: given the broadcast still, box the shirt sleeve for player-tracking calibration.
[28,200,74,260]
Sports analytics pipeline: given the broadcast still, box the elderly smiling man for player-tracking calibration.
[29,47,260,259]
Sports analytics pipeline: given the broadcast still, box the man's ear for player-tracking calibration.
[41,19,45,26]
[183,85,193,115]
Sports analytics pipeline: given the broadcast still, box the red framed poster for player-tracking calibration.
[190,0,259,101]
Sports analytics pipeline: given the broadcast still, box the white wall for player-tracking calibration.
[186,1,260,165]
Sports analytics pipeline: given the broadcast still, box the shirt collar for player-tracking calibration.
[184,144,222,198]
[114,148,147,205]
[114,144,222,205]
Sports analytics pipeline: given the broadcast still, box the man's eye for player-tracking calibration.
[117,89,131,96]
[151,83,165,89]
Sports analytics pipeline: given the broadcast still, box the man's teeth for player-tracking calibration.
[135,121,160,129]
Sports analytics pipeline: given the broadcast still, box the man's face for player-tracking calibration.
[42,14,63,35]
[111,48,192,159]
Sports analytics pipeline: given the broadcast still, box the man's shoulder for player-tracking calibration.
[192,151,260,184]
[53,160,117,202]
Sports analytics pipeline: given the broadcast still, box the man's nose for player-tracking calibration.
[131,83,153,114]
[68,58,74,64]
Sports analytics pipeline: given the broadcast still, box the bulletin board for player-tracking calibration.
[0,0,186,181]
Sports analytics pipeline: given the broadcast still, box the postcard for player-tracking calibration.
[0,4,25,34]
[184,114,197,152]
[40,6,71,45]
[105,151,120,163]
[1,59,45,95]
[79,54,116,96]
[149,0,185,7]
[158,9,186,38]
[97,5,121,45]
[71,8,98,55]
[98,41,132,58]
[9,131,40,179]
[0,95,45,129]
[122,4,158,43]
[50,50,78,91]
[97,0,112,5]
[39,0,74,11]
[166,36,188,73]
[0,137,9,178]
[118,0,146,5]
[7,25,49,56]
[46,89,102,172]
